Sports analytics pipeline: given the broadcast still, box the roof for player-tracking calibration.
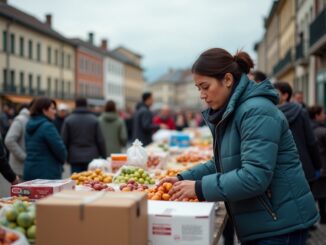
[115,46,142,58]
[111,49,143,70]
[0,3,74,45]
[264,0,279,28]
[149,69,191,85]
[70,38,106,56]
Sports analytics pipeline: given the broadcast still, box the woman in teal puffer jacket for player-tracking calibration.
[160,48,318,244]
[24,97,67,180]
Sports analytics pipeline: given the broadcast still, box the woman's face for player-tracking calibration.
[193,73,233,110]
[43,103,56,120]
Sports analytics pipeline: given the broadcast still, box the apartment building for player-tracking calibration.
[0,1,75,107]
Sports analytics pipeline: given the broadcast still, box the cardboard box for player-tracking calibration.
[11,179,75,199]
[148,200,215,245]
[36,190,147,245]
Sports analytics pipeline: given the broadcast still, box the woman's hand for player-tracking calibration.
[169,180,196,201]
[158,176,179,186]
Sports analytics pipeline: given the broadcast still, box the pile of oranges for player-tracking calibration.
[70,169,113,185]
[155,169,183,180]
[146,182,198,202]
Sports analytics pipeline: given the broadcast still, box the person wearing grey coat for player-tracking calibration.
[4,108,30,177]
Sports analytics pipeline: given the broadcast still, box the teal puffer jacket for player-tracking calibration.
[180,75,319,242]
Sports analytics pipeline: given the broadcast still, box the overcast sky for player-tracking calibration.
[10,0,273,81]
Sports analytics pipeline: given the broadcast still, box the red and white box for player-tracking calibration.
[11,179,75,200]
[148,200,216,245]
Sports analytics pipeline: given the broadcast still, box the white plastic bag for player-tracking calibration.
[127,139,148,169]
[88,159,112,173]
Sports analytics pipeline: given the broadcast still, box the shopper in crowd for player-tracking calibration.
[5,101,34,178]
[61,98,106,173]
[0,135,19,184]
[132,92,164,146]
[160,48,318,244]
[99,100,127,155]
[308,105,326,224]
[186,111,197,127]
[251,70,267,83]
[124,106,134,143]
[0,104,11,138]
[54,103,69,133]
[24,97,67,180]
[274,81,321,184]
[153,105,176,130]
[293,90,307,108]
[175,111,188,131]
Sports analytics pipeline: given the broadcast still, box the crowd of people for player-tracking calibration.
[0,47,326,244]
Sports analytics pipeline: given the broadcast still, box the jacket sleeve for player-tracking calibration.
[0,138,16,183]
[44,123,67,164]
[4,119,26,162]
[201,112,281,202]
[95,122,107,158]
[302,110,322,170]
[140,111,160,133]
[179,158,216,180]
[61,121,69,148]
[119,120,128,147]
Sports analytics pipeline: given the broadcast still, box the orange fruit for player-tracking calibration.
[152,195,161,200]
[163,183,173,191]
[162,193,170,200]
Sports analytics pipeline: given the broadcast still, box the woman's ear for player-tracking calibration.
[224,73,234,88]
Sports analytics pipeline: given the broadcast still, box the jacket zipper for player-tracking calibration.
[214,113,242,242]
[258,196,278,221]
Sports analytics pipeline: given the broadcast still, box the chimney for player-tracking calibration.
[45,14,52,27]
[88,32,94,45]
[100,39,108,51]
[0,0,8,4]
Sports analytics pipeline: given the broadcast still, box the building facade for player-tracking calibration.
[0,2,75,107]
[71,34,104,106]
[112,47,144,110]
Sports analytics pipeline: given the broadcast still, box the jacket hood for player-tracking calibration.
[26,115,49,134]
[202,74,279,125]
[101,112,119,122]
[278,102,302,124]
[19,108,30,117]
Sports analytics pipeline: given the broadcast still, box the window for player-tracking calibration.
[20,72,25,93]
[10,70,15,91]
[28,74,33,94]
[61,80,64,97]
[55,79,58,95]
[28,40,33,59]
[67,81,71,94]
[47,77,52,95]
[2,31,7,51]
[3,69,8,90]
[37,43,41,62]
[19,37,24,57]
[61,51,64,68]
[47,46,52,64]
[55,49,58,66]
[37,75,41,93]
[10,33,15,54]
[67,54,71,69]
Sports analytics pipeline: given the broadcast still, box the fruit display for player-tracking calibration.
[119,179,149,192]
[175,151,212,165]
[0,226,19,244]
[147,155,160,168]
[70,169,113,185]
[147,152,168,169]
[0,196,31,206]
[113,166,156,185]
[154,168,184,180]
[82,180,115,192]
[0,200,36,243]
[146,183,198,202]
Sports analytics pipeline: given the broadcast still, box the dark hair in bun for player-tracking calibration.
[191,48,254,82]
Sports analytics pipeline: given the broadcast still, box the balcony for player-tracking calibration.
[295,41,309,65]
[273,50,293,77]
[310,8,326,54]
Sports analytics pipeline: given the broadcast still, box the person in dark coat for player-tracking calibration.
[53,103,69,133]
[61,98,106,174]
[24,97,67,180]
[132,92,162,146]
[0,135,18,184]
[309,105,326,224]
[274,81,321,183]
